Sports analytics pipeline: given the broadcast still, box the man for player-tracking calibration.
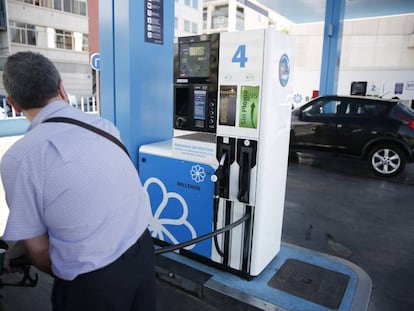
[0,51,156,310]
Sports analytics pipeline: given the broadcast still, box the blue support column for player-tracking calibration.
[99,0,115,122]
[99,0,174,167]
[319,0,345,96]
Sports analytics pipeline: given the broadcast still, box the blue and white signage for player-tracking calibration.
[407,81,414,91]
[278,53,290,87]
[145,0,163,45]
[90,53,100,71]
[140,153,214,258]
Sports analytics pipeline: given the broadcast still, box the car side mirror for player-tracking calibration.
[294,109,302,118]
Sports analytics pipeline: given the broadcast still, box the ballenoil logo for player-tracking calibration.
[143,177,197,250]
[279,54,290,87]
[190,164,206,183]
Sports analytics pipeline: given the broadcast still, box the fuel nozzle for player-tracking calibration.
[212,137,236,199]
[236,139,257,204]
[212,152,227,198]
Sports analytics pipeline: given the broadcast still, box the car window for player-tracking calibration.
[361,102,388,116]
[337,99,391,117]
[345,100,369,116]
[302,99,342,116]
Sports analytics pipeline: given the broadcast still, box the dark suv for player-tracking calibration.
[290,95,414,177]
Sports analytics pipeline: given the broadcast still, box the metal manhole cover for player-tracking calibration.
[268,259,350,309]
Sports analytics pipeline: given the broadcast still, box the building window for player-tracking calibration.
[184,20,190,32]
[0,0,7,29]
[191,22,198,33]
[41,0,53,8]
[10,21,37,46]
[55,29,67,49]
[236,6,244,31]
[203,7,207,30]
[55,29,72,50]
[10,21,88,51]
[192,0,198,9]
[212,5,228,29]
[63,0,71,13]
[82,33,88,52]
[54,0,62,10]
[184,0,190,6]
[71,0,87,15]
[15,0,86,16]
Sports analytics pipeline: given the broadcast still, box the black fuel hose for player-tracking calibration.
[154,213,250,255]
[213,197,225,258]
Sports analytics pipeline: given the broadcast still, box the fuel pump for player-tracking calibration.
[139,28,294,277]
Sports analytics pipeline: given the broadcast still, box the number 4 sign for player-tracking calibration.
[232,45,248,68]
[219,31,265,84]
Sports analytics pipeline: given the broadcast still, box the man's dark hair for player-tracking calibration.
[3,51,61,110]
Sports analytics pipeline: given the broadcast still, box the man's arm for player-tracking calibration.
[4,234,52,275]
[22,233,52,275]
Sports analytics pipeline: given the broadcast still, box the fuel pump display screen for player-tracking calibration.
[179,41,210,78]
[194,89,207,123]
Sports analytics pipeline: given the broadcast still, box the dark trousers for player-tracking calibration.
[52,229,156,311]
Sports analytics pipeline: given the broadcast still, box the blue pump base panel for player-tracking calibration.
[155,242,372,311]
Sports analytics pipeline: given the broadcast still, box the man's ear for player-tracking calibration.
[58,80,69,103]
[6,96,22,113]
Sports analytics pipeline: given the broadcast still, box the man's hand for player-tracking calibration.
[3,240,26,272]
[2,234,52,276]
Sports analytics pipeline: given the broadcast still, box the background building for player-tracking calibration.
[175,0,203,37]
[202,0,292,34]
[291,13,414,105]
[0,0,91,98]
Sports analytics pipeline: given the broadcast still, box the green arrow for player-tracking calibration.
[250,102,256,128]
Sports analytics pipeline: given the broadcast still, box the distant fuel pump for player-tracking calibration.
[139,29,294,278]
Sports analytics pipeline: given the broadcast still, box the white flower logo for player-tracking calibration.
[293,93,303,104]
[143,177,197,250]
[190,165,206,183]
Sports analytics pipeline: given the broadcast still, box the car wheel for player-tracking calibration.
[368,144,406,177]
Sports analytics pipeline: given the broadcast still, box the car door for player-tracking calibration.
[291,97,342,151]
[335,99,389,155]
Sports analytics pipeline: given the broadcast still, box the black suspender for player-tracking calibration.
[43,117,130,158]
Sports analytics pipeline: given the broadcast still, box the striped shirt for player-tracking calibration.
[1,100,151,280]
